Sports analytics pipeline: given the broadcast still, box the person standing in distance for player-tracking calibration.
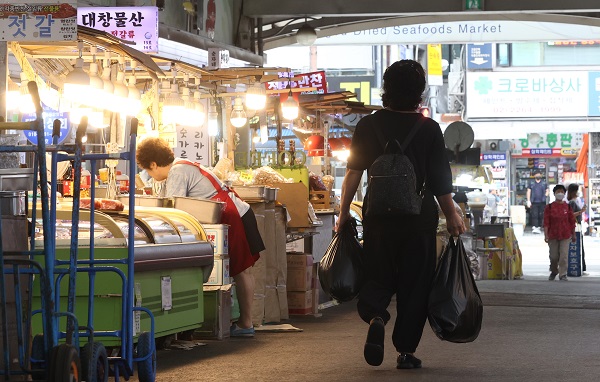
[336,60,466,371]
[527,171,548,234]
[543,184,576,281]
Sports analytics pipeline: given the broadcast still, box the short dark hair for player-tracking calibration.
[553,184,566,194]
[136,137,175,169]
[567,183,579,193]
[381,60,426,111]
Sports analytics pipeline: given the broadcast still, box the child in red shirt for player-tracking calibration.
[543,184,576,281]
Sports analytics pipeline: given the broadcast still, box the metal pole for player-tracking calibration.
[0,42,8,121]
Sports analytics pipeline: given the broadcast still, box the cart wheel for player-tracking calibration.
[30,334,46,381]
[136,332,156,382]
[48,344,81,382]
[81,342,108,382]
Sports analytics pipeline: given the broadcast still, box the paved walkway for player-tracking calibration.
[131,230,600,382]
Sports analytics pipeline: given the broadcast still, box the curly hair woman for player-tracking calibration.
[337,60,466,370]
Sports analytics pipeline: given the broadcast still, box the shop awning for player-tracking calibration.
[14,26,164,82]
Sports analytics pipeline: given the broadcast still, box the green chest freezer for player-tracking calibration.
[31,207,214,346]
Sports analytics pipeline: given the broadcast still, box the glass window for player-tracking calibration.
[511,43,542,66]
[497,43,511,67]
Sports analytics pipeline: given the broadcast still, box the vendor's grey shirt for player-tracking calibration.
[166,159,249,216]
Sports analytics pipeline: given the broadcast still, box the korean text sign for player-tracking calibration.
[77,6,158,53]
[465,71,598,118]
[0,2,77,42]
[266,71,328,94]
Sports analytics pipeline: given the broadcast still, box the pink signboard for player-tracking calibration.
[77,6,158,53]
[266,71,328,94]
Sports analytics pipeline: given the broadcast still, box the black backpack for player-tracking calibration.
[363,116,426,218]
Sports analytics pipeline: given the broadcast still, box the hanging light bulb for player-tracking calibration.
[99,51,114,110]
[126,60,142,116]
[180,87,195,126]
[230,97,247,127]
[245,82,267,110]
[6,77,20,111]
[63,41,90,102]
[108,71,129,114]
[162,82,185,125]
[193,91,206,127]
[18,72,35,114]
[281,91,299,120]
[127,76,142,116]
[207,104,219,136]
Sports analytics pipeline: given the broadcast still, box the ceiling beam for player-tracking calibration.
[244,0,600,18]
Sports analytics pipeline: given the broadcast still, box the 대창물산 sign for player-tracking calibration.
[0,1,77,42]
[77,6,158,53]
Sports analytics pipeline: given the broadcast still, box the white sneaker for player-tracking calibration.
[532,227,541,234]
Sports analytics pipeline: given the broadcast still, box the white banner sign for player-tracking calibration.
[466,71,589,118]
[0,1,77,42]
[77,6,158,52]
[314,20,600,45]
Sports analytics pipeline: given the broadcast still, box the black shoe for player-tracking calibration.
[363,317,385,366]
[397,353,422,369]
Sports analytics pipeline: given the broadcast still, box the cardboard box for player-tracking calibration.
[273,182,311,227]
[287,253,314,268]
[287,290,313,315]
[287,265,313,292]
[204,255,231,285]
[197,285,233,340]
[203,224,229,255]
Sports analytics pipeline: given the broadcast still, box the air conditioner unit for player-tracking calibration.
[498,140,511,151]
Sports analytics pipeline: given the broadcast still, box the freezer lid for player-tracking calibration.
[134,241,214,272]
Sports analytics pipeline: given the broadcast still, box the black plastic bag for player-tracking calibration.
[428,237,483,343]
[318,219,364,302]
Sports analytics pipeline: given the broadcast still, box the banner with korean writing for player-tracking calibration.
[466,71,589,118]
[173,125,211,167]
[21,103,70,145]
[77,6,158,53]
[427,44,443,86]
[266,71,328,94]
[0,1,77,42]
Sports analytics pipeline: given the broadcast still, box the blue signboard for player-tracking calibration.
[588,71,600,117]
[467,43,493,69]
[568,232,581,277]
[22,103,70,145]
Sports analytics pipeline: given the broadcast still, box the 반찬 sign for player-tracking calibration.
[77,6,158,53]
[0,1,78,42]
[266,71,328,94]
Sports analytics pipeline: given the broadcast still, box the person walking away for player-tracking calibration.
[567,183,587,274]
[336,60,466,370]
[527,171,548,234]
[136,137,265,336]
[544,185,576,281]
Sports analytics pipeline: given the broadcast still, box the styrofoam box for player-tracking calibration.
[203,224,229,255]
[205,255,231,285]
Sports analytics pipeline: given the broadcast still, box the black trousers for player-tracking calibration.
[530,202,545,227]
[357,222,436,354]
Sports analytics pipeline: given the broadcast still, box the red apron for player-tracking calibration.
[174,160,259,276]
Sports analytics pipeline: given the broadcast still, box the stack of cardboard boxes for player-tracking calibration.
[286,253,319,315]
[197,223,238,340]
[250,202,289,326]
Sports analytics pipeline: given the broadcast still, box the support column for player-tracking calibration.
[0,42,8,121]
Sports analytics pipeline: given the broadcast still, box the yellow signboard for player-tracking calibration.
[427,44,443,86]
